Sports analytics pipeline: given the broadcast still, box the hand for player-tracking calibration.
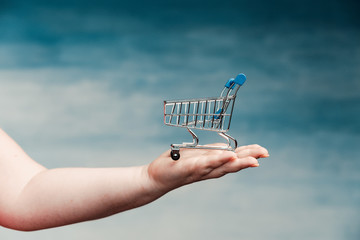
[146,144,269,193]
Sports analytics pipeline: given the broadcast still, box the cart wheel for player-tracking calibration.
[170,150,180,160]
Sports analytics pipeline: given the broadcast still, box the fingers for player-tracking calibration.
[201,156,259,180]
[235,144,269,159]
[197,144,269,180]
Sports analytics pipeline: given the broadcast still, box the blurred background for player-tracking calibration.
[0,0,359,239]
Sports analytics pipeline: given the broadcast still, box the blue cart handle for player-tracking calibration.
[225,73,247,89]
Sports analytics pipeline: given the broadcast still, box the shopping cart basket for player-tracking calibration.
[164,73,247,160]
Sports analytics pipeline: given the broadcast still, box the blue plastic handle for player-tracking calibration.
[214,109,222,119]
[234,73,246,86]
[225,78,235,89]
[225,73,246,89]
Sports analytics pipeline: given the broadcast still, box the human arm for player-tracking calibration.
[0,129,268,231]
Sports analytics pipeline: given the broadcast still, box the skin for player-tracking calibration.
[0,128,269,231]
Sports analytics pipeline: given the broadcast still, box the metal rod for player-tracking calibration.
[185,101,190,126]
[194,100,200,127]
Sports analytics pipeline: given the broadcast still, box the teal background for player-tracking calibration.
[0,0,359,239]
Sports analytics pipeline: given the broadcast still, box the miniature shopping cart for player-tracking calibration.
[164,73,247,160]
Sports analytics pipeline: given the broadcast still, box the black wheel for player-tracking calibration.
[170,150,180,160]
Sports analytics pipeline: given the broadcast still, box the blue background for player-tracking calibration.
[0,0,359,239]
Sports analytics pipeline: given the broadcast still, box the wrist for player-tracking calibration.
[139,165,170,200]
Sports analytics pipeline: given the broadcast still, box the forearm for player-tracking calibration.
[0,128,167,231]
[5,165,165,231]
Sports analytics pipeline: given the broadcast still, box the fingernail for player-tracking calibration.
[261,153,269,158]
[250,163,260,167]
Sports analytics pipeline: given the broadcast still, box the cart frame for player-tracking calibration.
[164,73,246,160]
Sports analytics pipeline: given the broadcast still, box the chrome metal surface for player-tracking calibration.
[164,77,244,155]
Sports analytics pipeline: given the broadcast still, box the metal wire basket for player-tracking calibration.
[164,73,246,160]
